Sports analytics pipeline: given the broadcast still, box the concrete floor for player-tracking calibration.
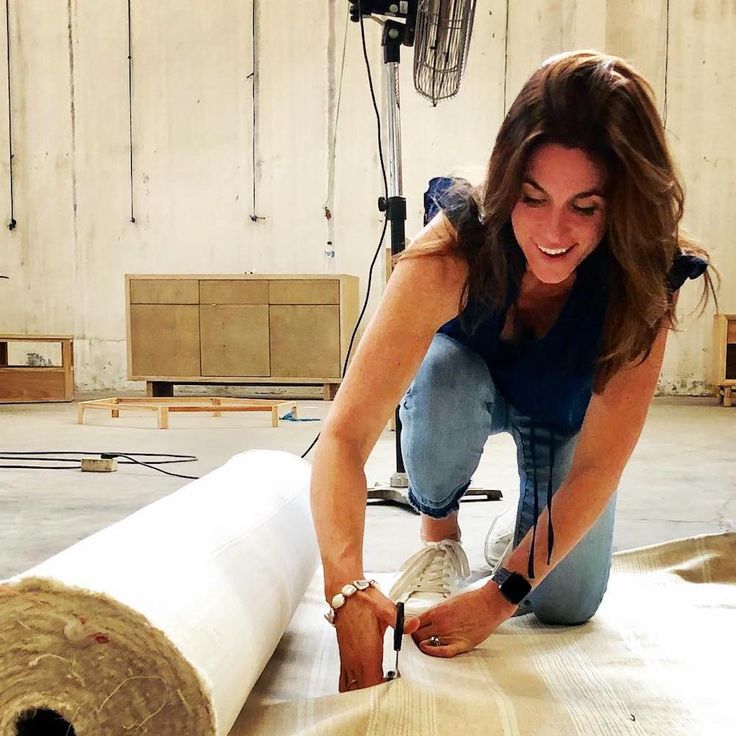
[0,394,734,580]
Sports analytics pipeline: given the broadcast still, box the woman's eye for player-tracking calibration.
[573,205,597,217]
[521,195,544,206]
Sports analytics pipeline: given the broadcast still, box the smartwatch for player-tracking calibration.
[491,567,531,605]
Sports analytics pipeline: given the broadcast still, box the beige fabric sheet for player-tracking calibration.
[232,533,735,736]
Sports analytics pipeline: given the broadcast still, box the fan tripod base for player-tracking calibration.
[368,473,502,513]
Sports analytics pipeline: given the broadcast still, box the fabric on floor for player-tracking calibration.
[232,532,735,736]
[0,450,318,736]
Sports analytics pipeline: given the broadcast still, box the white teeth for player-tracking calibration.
[538,244,572,256]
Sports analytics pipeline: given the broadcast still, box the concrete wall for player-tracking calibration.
[0,0,732,393]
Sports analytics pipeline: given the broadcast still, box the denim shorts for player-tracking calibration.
[399,333,617,624]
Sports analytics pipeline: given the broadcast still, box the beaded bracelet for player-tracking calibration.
[324,579,379,625]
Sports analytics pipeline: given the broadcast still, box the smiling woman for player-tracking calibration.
[309,50,715,693]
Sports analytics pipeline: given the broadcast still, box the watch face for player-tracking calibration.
[501,572,531,604]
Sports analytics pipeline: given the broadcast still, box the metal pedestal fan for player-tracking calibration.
[349,1,501,509]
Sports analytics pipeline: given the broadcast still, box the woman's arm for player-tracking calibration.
[311,213,468,600]
[497,315,674,597]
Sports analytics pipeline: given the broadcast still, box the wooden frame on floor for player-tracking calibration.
[77,397,299,430]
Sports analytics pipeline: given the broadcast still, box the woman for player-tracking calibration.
[310,50,714,693]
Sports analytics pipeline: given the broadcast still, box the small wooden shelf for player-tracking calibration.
[0,334,74,403]
[712,314,736,407]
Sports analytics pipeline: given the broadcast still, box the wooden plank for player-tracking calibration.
[727,319,736,344]
[269,280,339,305]
[0,368,69,402]
[129,279,199,304]
[270,305,341,378]
[130,305,201,376]
[199,280,269,304]
[712,314,728,388]
[135,375,343,384]
[61,339,74,400]
[200,305,270,376]
[0,334,74,341]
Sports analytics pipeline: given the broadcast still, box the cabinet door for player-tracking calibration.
[130,279,199,304]
[270,305,340,378]
[130,305,200,376]
[200,305,270,377]
[199,280,269,305]
[269,280,339,304]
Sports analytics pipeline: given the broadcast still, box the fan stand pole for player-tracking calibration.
[365,19,502,511]
[367,22,412,507]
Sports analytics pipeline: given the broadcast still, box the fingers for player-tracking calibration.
[416,637,464,658]
[402,615,421,636]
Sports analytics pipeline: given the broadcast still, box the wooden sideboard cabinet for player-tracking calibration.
[126,274,359,399]
[713,313,736,406]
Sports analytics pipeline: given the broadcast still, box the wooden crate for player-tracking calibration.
[0,334,74,403]
[712,314,736,407]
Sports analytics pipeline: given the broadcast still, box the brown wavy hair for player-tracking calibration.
[401,50,717,392]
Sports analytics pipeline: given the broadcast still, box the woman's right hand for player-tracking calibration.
[333,586,420,692]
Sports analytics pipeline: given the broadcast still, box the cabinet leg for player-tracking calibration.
[724,387,733,407]
[323,383,339,401]
[148,381,174,397]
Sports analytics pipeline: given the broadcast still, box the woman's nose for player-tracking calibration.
[542,210,571,247]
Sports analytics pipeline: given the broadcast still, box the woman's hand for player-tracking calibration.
[334,587,420,692]
[411,584,516,658]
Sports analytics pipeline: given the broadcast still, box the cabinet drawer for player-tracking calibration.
[200,305,270,376]
[270,305,340,378]
[269,280,339,305]
[199,280,269,305]
[130,279,199,304]
[130,305,200,376]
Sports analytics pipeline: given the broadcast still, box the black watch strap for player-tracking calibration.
[491,567,532,605]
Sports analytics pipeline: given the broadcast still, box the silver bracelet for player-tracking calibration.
[324,578,379,625]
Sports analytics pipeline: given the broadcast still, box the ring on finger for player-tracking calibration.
[428,635,442,647]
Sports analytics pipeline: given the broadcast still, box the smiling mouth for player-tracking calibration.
[536,243,575,257]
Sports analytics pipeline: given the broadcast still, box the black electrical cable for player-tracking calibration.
[5,0,16,230]
[0,451,199,479]
[127,0,135,223]
[300,4,390,460]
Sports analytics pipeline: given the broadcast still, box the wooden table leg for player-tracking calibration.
[323,383,338,401]
[158,406,170,429]
[212,398,222,417]
[724,387,733,407]
[148,381,174,397]
[272,406,279,428]
[78,403,85,425]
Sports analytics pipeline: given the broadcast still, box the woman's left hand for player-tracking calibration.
[411,584,516,658]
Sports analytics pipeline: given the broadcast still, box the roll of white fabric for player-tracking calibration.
[0,449,318,735]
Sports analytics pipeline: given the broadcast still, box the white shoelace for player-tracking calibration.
[389,540,471,602]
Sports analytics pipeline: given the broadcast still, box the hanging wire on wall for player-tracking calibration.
[4,0,15,230]
[503,0,510,116]
[249,0,264,222]
[322,2,350,265]
[127,0,135,223]
[662,0,670,127]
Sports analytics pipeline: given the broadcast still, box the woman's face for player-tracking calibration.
[510,143,608,285]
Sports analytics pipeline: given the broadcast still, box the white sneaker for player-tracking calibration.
[389,539,470,615]
[484,504,517,574]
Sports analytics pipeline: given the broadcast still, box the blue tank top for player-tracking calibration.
[437,222,708,434]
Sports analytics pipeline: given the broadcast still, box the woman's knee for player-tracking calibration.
[405,334,493,412]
